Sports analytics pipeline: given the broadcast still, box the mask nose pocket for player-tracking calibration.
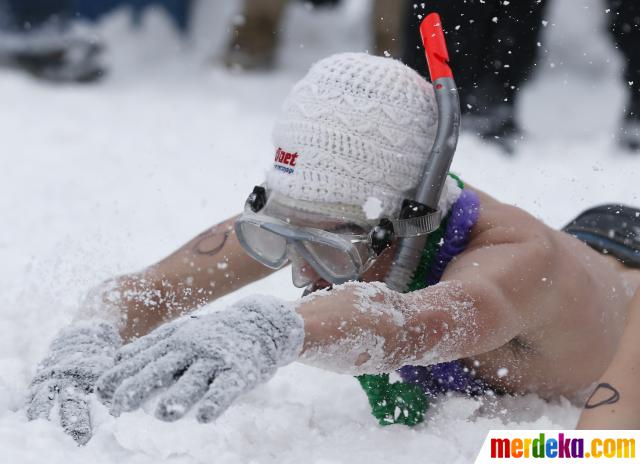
[288,245,318,288]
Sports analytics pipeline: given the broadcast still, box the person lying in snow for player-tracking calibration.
[26,52,640,444]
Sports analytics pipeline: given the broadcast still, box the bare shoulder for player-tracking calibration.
[464,184,555,250]
[441,185,560,307]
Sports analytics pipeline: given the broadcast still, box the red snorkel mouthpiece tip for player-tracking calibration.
[420,12,453,81]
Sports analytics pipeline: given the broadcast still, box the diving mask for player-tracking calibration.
[235,186,442,286]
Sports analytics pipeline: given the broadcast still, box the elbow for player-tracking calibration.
[402,279,520,363]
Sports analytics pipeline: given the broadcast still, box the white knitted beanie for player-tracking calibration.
[265,52,439,221]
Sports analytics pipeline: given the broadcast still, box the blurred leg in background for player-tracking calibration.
[0,0,104,82]
[372,0,404,58]
[224,0,290,71]
[224,0,404,70]
[403,0,548,153]
[609,0,640,151]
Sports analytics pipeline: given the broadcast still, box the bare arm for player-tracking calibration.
[84,215,276,340]
[577,291,640,429]
[296,234,549,374]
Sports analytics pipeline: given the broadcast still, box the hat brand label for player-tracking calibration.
[274,147,298,174]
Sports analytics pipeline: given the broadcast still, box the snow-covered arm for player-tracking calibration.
[26,215,279,442]
[82,215,277,341]
[298,236,550,375]
[94,270,521,424]
[297,280,484,374]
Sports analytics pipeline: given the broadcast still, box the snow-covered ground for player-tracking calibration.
[0,0,638,462]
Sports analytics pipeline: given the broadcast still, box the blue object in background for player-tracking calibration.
[1,0,193,32]
[73,0,193,31]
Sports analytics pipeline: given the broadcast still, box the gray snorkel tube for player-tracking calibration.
[385,13,461,293]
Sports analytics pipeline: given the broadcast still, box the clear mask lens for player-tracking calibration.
[302,240,360,280]
[238,221,288,267]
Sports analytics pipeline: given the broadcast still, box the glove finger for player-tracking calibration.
[155,359,221,422]
[196,369,248,423]
[26,379,58,421]
[115,322,181,363]
[58,385,92,446]
[111,351,193,416]
[51,322,120,352]
[96,342,169,403]
[45,340,117,365]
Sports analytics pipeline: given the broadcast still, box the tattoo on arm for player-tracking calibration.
[584,383,620,409]
[193,226,230,256]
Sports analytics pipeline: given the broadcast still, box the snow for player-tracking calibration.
[362,197,383,219]
[0,0,637,462]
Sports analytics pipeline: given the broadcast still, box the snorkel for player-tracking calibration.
[385,13,460,293]
[355,13,478,427]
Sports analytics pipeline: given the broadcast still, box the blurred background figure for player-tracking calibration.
[0,0,105,82]
[3,0,637,155]
[610,0,640,151]
[224,0,404,70]
[403,0,549,153]
[0,0,193,83]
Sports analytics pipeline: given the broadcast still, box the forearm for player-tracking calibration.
[297,282,400,374]
[296,280,484,375]
[81,216,276,341]
[143,216,273,310]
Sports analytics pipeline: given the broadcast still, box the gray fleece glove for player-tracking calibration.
[95,295,305,423]
[26,320,122,445]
